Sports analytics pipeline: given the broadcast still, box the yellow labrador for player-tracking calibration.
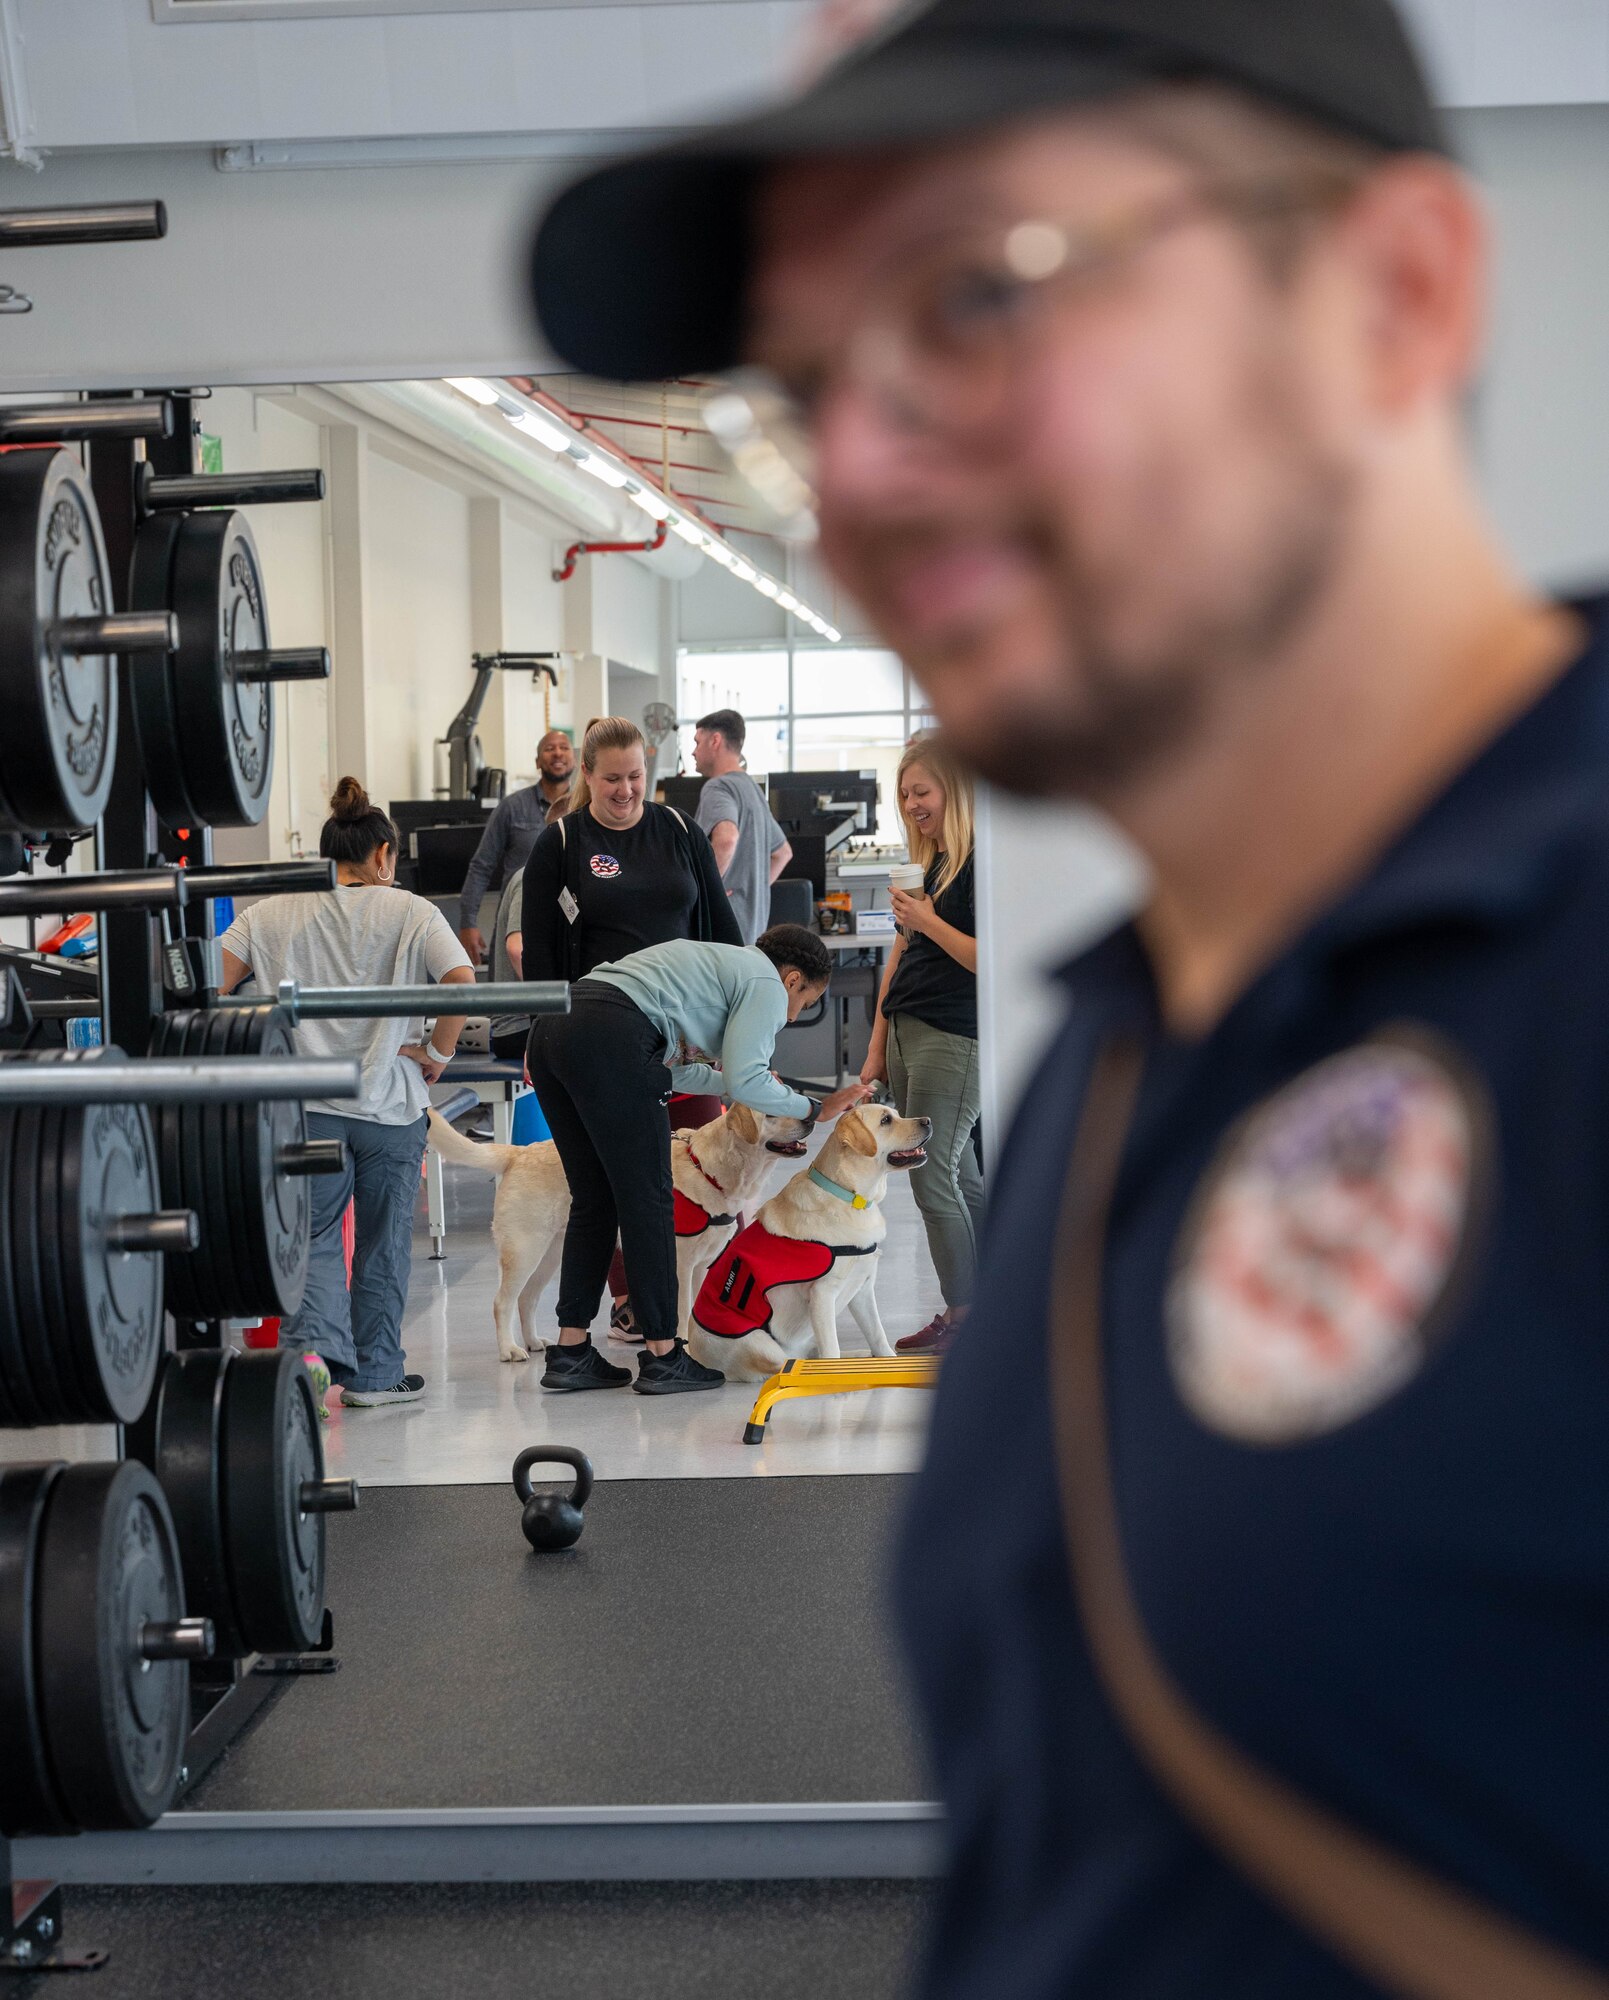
[687,1104,932,1382]
[426,1102,810,1364]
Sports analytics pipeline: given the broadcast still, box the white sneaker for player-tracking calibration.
[341,1374,425,1408]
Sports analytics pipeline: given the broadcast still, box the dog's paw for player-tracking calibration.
[501,1344,531,1364]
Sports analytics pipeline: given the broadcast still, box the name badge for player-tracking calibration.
[558,888,580,924]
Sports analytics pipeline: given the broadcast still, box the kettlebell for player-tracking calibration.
[512,1445,593,1553]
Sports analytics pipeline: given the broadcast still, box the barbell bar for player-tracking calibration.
[231,646,332,684]
[0,201,167,246]
[182,859,337,899]
[136,464,326,515]
[0,399,174,443]
[0,869,189,917]
[0,1057,361,1104]
[222,979,571,1021]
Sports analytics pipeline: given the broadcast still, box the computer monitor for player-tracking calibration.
[388,798,493,860]
[778,834,828,900]
[658,776,707,817]
[768,770,880,845]
[414,824,489,898]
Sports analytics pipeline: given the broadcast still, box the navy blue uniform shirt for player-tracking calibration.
[898,606,1609,1998]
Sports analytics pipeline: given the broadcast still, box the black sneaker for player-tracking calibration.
[341,1374,425,1409]
[634,1341,725,1395]
[541,1342,631,1392]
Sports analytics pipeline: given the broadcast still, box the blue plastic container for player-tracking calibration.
[511,1090,551,1146]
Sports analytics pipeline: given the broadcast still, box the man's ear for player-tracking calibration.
[728,1102,760,1145]
[840,1109,878,1157]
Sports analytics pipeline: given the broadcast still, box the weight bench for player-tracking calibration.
[742,1354,941,1444]
[424,1068,525,1261]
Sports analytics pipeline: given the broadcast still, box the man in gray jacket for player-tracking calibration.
[458,728,575,962]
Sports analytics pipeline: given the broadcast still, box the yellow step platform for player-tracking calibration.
[743,1354,941,1443]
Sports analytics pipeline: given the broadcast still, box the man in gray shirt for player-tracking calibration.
[693,708,793,945]
[458,728,576,961]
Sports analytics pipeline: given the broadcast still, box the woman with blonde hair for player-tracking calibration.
[861,733,982,1355]
[520,715,742,1349]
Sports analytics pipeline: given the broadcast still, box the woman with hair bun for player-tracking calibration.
[218,777,477,1411]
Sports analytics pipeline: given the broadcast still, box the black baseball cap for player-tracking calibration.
[530,0,1448,384]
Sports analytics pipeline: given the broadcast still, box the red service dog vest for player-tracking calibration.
[674,1187,731,1239]
[693,1219,873,1339]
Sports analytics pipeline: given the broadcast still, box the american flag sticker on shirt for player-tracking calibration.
[590,853,621,879]
[1167,1034,1491,1445]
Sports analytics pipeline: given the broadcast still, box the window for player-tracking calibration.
[676,645,930,840]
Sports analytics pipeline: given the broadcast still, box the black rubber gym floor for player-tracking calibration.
[187,1475,926,1811]
[40,1880,931,2000]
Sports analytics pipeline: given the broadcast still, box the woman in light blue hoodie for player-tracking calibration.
[525,923,872,1395]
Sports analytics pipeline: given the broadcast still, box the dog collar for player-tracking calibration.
[684,1143,729,1197]
[808,1166,870,1211]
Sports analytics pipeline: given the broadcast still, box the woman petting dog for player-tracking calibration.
[862,736,981,1356]
[525,924,873,1394]
[520,714,742,1340]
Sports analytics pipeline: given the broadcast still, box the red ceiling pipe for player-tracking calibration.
[507,375,746,548]
[552,519,669,584]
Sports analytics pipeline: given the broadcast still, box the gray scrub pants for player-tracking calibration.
[278,1111,428,1392]
[886,1013,985,1312]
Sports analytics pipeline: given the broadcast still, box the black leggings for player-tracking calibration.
[525,983,678,1344]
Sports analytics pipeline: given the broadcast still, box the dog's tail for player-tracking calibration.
[427,1107,519,1177]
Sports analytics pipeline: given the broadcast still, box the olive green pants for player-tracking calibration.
[886,1012,985,1312]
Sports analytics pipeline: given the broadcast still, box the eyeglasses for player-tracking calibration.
[746,171,1363,481]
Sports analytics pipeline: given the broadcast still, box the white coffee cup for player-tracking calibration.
[889,861,927,936]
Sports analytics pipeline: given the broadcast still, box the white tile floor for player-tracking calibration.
[3,1138,944,1488]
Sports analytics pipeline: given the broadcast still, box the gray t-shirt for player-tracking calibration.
[695,772,787,946]
[220,885,473,1125]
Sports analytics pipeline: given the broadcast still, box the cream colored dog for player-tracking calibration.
[426,1102,810,1364]
[687,1104,932,1382]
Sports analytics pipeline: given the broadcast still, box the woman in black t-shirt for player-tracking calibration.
[862,736,983,1356]
[522,716,741,1338]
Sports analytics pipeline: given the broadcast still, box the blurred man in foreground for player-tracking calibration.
[533,4,1609,1993]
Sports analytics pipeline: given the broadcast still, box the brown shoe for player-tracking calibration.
[896,1315,956,1355]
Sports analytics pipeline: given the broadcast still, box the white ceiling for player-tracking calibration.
[12,0,1609,163]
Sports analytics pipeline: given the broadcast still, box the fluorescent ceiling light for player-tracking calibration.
[507,407,570,451]
[576,452,632,489]
[446,376,501,406]
[671,516,708,547]
[754,577,781,598]
[730,560,758,584]
[627,487,672,520]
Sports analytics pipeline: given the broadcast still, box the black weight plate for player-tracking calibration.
[0,1105,43,1426]
[35,1460,189,1830]
[0,1460,71,1837]
[173,1008,223,1320]
[149,1011,207,1321]
[136,1349,247,1659]
[200,1006,255,1316]
[169,511,273,828]
[11,1102,74,1424]
[58,1099,165,1422]
[222,1002,277,1314]
[243,1007,313,1316]
[128,510,204,833]
[0,449,119,832]
[221,1351,326,1655]
[33,1095,87,1423]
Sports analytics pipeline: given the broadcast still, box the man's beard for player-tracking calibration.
[909,360,1359,802]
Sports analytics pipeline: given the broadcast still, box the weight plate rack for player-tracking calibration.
[0,247,573,1972]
